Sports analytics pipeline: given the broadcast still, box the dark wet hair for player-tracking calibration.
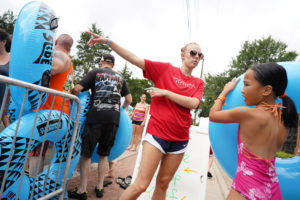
[0,28,11,52]
[250,62,298,130]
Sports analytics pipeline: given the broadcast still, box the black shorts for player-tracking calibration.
[81,123,118,157]
[132,120,143,125]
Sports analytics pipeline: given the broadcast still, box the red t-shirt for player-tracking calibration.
[143,59,204,141]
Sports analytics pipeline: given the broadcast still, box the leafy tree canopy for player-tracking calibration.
[72,23,111,84]
[118,63,153,106]
[0,10,16,34]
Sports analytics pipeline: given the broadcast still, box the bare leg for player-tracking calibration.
[120,141,163,200]
[29,156,44,177]
[128,124,137,149]
[152,153,184,200]
[77,156,91,193]
[96,156,109,190]
[106,160,116,178]
[76,157,81,172]
[208,155,214,170]
[227,189,246,200]
[132,125,144,151]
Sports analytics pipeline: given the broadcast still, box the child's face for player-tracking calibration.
[241,69,265,106]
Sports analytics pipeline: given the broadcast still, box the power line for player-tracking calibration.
[185,0,192,41]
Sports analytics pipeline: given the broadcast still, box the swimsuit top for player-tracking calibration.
[232,102,284,200]
[133,103,147,121]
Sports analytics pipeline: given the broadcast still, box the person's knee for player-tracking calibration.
[99,155,108,161]
[132,182,148,193]
[131,177,151,193]
[155,176,171,190]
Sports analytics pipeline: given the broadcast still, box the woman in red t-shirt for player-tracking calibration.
[86,32,204,200]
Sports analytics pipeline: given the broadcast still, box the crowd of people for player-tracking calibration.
[0,26,299,200]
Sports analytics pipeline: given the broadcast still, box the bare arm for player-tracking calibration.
[51,51,70,75]
[141,104,150,127]
[129,106,136,119]
[145,87,200,109]
[2,92,11,127]
[209,77,247,123]
[72,84,84,96]
[122,93,132,109]
[86,32,145,70]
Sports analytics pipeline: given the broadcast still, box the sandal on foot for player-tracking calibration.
[68,187,87,200]
[94,187,104,198]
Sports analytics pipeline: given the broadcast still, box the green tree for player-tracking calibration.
[72,23,111,84]
[118,62,133,81]
[228,36,298,77]
[0,10,16,34]
[127,78,152,106]
[118,63,153,106]
[199,36,298,117]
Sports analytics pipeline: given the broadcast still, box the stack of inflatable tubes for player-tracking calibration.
[9,1,58,112]
[5,1,132,198]
[209,62,300,199]
[5,90,132,199]
[0,91,90,199]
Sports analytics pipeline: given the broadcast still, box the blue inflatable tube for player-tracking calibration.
[0,110,78,199]
[9,1,58,112]
[91,107,132,162]
[7,98,30,124]
[70,91,90,133]
[0,91,90,199]
[209,62,300,199]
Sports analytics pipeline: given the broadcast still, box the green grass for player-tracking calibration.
[276,151,295,158]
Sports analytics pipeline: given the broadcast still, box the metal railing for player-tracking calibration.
[0,75,82,200]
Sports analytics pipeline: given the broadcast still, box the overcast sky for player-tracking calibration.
[1,0,300,79]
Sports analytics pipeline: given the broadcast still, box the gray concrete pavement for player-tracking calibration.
[205,158,232,200]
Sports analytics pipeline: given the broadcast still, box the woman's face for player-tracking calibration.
[182,44,203,70]
[140,94,146,102]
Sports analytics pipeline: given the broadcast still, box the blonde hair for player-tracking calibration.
[181,42,200,53]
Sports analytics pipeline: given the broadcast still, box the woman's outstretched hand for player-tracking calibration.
[85,31,108,47]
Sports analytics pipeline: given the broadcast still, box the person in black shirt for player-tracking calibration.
[69,54,132,199]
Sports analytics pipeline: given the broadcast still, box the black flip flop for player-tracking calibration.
[104,180,113,187]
